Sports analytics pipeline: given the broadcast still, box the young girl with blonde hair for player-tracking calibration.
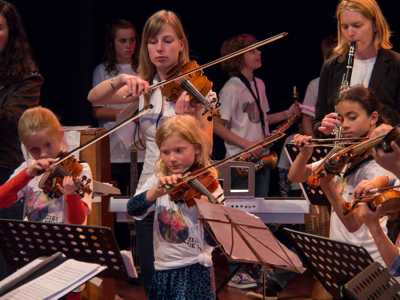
[0,106,92,225]
[128,115,222,299]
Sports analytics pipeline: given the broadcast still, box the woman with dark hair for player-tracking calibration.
[0,0,43,218]
[91,19,141,252]
[0,0,42,280]
[91,19,141,197]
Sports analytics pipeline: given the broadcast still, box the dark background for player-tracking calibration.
[10,0,400,195]
[11,0,400,125]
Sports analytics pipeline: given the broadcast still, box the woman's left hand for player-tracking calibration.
[175,91,197,115]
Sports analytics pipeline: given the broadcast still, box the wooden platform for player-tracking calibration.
[81,260,322,300]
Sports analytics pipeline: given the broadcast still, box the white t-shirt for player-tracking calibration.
[311,159,393,266]
[219,76,270,157]
[134,174,223,270]
[137,77,176,189]
[302,77,319,118]
[350,57,377,88]
[9,161,93,224]
[92,63,144,163]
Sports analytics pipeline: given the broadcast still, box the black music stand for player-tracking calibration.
[284,228,374,299]
[285,143,332,206]
[344,262,400,300]
[0,219,129,279]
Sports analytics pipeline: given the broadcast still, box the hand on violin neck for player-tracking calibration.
[27,158,57,177]
[174,91,196,115]
[56,176,79,196]
[353,177,389,199]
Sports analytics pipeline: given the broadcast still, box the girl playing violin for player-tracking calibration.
[127,115,223,300]
[288,86,394,266]
[353,201,400,276]
[0,106,92,225]
[349,124,400,274]
[88,10,216,294]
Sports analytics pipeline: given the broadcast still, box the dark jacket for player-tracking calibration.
[0,72,43,170]
[314,48,400,132]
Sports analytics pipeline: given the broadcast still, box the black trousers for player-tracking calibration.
[0,167,24,280]
[135,212,155,296]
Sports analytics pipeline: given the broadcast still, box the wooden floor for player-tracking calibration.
[82,278,315,300]
[81,262,323,300]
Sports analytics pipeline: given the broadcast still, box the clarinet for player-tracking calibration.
[340,41,357,91]
[333,42,357,141]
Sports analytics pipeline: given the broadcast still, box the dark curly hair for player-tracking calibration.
[0,1,36,84]
[220,33,257,76]
[103,19,138,76]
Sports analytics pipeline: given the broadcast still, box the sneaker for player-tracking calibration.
[227,272,258,289]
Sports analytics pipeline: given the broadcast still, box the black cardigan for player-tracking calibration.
[314,48,400,133]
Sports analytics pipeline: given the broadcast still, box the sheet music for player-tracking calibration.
[2,259,106,300]
[0,258,44,291]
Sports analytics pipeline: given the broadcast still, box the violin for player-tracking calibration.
[38,154,92,198]
[163,127,287,206]
[343,186,400,216]
[161,60,219,120]
[167,168,220,207]
[308,126,400,186]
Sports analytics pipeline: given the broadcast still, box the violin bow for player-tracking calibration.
[167,130,287,191]
[125,32,288,98]
[54,105,153,167]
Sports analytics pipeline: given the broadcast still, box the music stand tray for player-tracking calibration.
[284,228,374,299]
[344,261,400,300]
[0,218,128,279]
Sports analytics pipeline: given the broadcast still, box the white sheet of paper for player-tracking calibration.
[2,259,106,300]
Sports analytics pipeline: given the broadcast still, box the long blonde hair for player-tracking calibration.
[138,10,189,82]
[155,115,217,177]
[335,0,392,56]
[18,106,62,142]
